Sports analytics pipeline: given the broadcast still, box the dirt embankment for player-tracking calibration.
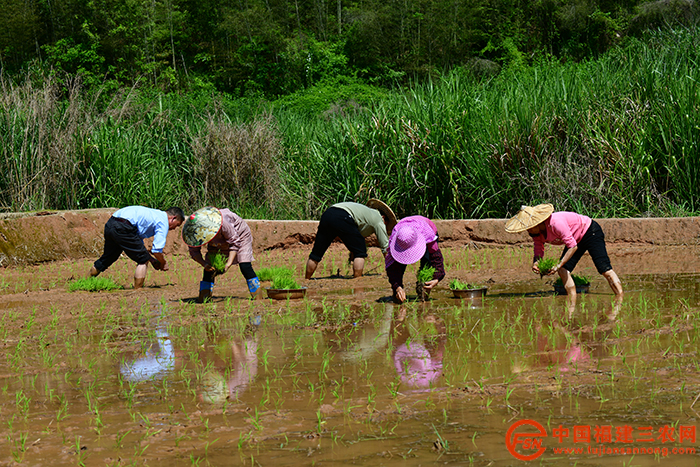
[1,208,699,267]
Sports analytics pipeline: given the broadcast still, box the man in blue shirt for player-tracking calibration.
[90,206,185,288]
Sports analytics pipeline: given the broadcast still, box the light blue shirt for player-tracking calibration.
[113,206,169,253]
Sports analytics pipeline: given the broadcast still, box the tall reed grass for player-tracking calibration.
[0,76,285,217]
[280,27,700,218]
[1,27,699,219]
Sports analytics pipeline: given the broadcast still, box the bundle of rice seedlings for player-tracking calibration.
[209,252,227,274]
[537,257,557,277]
[257,267,295,282]
[450,279,478,290]
[417,266,436,283]
[554,274,591,286]
[271,275,300,290]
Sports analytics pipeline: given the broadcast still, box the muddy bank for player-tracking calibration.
[1,208,699,266]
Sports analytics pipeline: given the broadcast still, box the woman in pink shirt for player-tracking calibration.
[182,207,261,302]
[506,204,623,298]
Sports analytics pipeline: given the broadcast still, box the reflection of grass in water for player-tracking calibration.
[554,274,591,286]
[257,267,294,282]
[69,277,122,291]
[209,252,227,273]
[271,276,300,289]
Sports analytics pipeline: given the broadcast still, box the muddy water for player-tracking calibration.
[1,247,700,465]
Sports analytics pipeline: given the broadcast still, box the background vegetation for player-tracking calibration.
[1,0,699,219]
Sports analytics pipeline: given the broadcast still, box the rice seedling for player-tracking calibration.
[554,274,591,286]
[271,276,300,290]
[209,252,227,274]
[257,267,295,281]
[416,266,436,284]
[450,279,478,290]
[536,257,557,277]
[68,277,123,292]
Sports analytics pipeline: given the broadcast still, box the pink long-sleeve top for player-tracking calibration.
[533,212,592,260]
[189,209,254,265]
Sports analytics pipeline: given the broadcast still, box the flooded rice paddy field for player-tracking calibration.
[1,244,700,466]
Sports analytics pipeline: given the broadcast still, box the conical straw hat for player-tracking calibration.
[505,204,554,233]
[367,199,398,234]
[182,207,223,247]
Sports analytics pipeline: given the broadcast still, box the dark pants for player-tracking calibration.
[94,217,152,272]
[203,261,256,282]
[561,221,613,274]
[309,207,367,262]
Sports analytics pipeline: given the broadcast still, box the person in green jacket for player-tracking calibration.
[305,199,397,279]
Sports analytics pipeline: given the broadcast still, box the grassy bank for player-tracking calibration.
[1,27,698,219]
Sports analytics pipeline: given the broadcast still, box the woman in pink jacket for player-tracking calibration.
[506,204,623,298]
[385,216,446,303]
[182,206,261,302]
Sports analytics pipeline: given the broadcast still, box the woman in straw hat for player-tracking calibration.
[182,207,262,303]
[505,204,623,298]
[305,199,397,279]
[386,216,446,303]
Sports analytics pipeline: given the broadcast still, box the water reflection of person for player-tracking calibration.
[529,322,591,373]
[389,305,446,389]
[120,324,259,403]
[121,328,176,382]
[199,334,258,403]
[323,306,393,363]
[565,291,624,323]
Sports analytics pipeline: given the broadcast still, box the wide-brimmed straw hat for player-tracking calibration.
[182,207,223,247]
[389,223,426,264]
[505,204,554,233]
[366,199,398,234]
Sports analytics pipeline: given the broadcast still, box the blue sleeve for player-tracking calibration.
[151,212,169,253]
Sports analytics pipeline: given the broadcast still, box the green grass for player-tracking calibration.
[554,274,591,286]
[68,277,123,292]
[257,267,295,282]
[417,266,436,284]
[271,276,300,290]
[209,252,227,274]
[537,258,557,275]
